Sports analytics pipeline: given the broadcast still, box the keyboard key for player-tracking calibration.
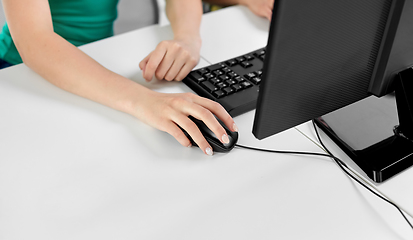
[208,63,225,72]
[255,50,265,57]
[228,72,238,79]
[225,59,237,66]
[201,81,218,92]
[197,68,209,75]
[244,54,254,61]
[232,84,243,92]
[213,90,226,98]
[240,81,253,88]
[222,67,232,74]
[244,72,257,80]
[225,79,237,86]
[254,70,263,77]
[223,87,234,95]
[240,61,253,68]
[213,70,224,76]
[189,72,205,83]
[216,82,228,89]
[204,73,215,80]
[209,77,220,85]
[234,76,247,82]
[251,77,262,85]
[218,75,229,81]
[236,57,246,62]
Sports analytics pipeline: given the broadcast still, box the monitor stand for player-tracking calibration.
[314,68,413,183]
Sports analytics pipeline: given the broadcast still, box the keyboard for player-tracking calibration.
[183,47,266,117]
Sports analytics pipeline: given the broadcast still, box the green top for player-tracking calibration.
[0,0,119,64]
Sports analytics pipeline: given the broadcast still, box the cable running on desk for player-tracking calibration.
[234,120,413,231]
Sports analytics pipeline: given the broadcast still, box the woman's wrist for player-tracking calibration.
[113,78,153,118]
[174,33,202,47]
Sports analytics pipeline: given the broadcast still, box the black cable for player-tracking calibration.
[234,121,413,230]
[235,144,336,159]
[310,120,413,230]
[235,144,347,166]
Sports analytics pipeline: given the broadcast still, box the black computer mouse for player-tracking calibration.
[181,116,238,152]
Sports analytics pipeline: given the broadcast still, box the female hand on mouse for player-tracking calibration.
[139,36,201,82]
[132,90,238,156]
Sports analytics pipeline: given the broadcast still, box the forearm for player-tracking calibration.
[4,0,238,156]
[165,0,203,42]
[20,33,149,116]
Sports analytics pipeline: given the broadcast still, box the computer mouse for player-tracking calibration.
[181,116,238,152]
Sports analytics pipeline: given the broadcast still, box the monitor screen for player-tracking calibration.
[252,0,413,182]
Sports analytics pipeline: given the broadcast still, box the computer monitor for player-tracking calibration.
[252,0,413,183]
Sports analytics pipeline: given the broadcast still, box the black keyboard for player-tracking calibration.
[183,47,266,117]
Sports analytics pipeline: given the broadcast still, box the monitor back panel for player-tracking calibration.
[253,0,399,139]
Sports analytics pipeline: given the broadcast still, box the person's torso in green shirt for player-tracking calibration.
[0,0,119,64]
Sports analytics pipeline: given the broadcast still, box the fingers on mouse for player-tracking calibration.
[179,116,239,155]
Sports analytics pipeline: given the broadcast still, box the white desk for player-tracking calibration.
[0,5,412,240]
